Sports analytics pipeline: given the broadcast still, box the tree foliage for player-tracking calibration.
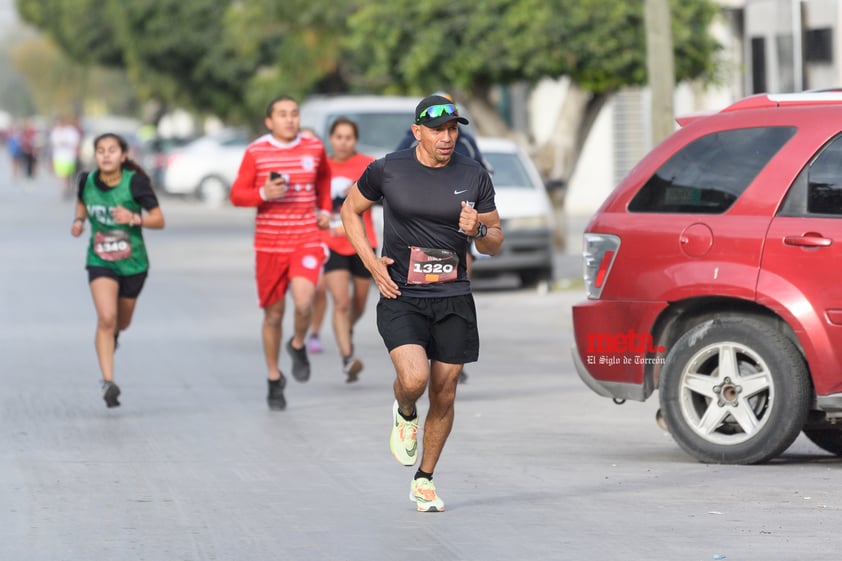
[344,0,719,96]
[17,0,273,122]
[16,0,720,137]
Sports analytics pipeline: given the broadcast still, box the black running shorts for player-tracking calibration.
[87,266,148,299]
[323,249,373,278]
[376,293,479,364]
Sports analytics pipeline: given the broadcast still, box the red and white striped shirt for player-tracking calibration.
[230,134,332,253]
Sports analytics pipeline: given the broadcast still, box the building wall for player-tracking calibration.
[745,0,842,91]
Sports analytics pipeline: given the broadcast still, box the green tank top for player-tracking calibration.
[83,170,149,276]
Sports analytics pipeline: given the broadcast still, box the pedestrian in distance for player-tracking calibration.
[50,115,83,199]
[19,119,38,180]
[70,132,166,408]
[341,95,504,511]
[229,95,332,411]
[5,124,22,180]
[308,117,377,383]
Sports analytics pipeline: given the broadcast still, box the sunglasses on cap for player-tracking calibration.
[416,103,459,123]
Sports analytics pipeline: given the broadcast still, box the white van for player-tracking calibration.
[299,94,477,157]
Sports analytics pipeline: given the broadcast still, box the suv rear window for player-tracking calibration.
[628,126,796,213]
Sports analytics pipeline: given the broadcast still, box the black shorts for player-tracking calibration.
[376,293,479,364]
[323,249,373,278]
[87,267,148,299]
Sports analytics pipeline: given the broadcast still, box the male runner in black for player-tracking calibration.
[341,95,504,511]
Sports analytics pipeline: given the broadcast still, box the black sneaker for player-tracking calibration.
[267,374,287,410]
[458,369,468,384]
[102,380,121,408]
[286,338,311,382]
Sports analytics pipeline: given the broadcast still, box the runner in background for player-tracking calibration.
[309,117,376,382]
[229,95,332,411]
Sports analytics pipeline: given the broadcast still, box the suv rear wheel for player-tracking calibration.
[659,316,810,464]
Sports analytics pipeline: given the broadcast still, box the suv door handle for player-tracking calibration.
[783,234,832,247]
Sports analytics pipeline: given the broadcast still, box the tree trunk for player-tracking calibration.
[463,85,513,138]
[534,83,610,248]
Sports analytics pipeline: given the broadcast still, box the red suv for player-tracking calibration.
[572,92,842,464]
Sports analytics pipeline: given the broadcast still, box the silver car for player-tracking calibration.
[471,137,557,287]
[160,129,250,205]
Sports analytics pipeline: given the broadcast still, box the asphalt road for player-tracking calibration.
[2,156,842,561]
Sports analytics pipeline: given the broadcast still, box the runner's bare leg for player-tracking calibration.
[289,277,316,348]
[420,360,461,473]
[262,298,285,380]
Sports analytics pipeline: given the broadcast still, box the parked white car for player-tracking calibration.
[472,137,557,286]
[160,129,251,205]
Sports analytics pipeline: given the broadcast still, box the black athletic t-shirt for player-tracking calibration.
[357,149,496,297]
[77,171,160,211]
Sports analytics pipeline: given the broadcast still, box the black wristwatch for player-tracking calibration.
[474,222,488,239]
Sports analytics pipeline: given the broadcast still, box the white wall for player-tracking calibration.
[563,96,616,218]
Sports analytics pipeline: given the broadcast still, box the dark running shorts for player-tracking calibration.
[376,293,479,364]
[87,266,148,299]
[323,249,373,278]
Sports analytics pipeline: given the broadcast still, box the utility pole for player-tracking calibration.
[644,0,675,145]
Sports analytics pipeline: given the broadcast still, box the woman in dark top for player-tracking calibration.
[70,133,166,408]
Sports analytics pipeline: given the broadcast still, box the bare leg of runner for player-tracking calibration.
[90,278,120,382]
[419,360,461,473]
[262,299,285,381]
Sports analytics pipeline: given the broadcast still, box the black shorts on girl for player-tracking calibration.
[323,249,373,278]
[87,266,148,298]
[376,293,479,364]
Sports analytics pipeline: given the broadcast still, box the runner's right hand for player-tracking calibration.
[372,256,401,299]
[263,174,288,200]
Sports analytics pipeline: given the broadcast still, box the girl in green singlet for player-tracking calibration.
[70,133,166,408]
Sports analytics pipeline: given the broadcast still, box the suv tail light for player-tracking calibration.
[583,233,620,299]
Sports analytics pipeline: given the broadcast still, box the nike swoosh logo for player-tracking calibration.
[405,441,417,457]
[453,189,468,195]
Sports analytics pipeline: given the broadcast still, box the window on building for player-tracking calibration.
[752,37,767,94]
[805,28,833,63]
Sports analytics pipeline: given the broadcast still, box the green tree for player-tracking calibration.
[16,0,721,184]
[222,0,356,122]
[16,0,366,126]
[344,0,720,182]
[16,0,276,124]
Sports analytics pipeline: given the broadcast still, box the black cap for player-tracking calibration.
[414,95,469,128]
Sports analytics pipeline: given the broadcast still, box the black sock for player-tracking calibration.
[399,407,417,421]
[414,469,433,481]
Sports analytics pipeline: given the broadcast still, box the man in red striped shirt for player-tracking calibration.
[230,95,332,411]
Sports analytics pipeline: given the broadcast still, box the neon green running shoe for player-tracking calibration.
[389,400,418,466]
[410,477,445,512]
